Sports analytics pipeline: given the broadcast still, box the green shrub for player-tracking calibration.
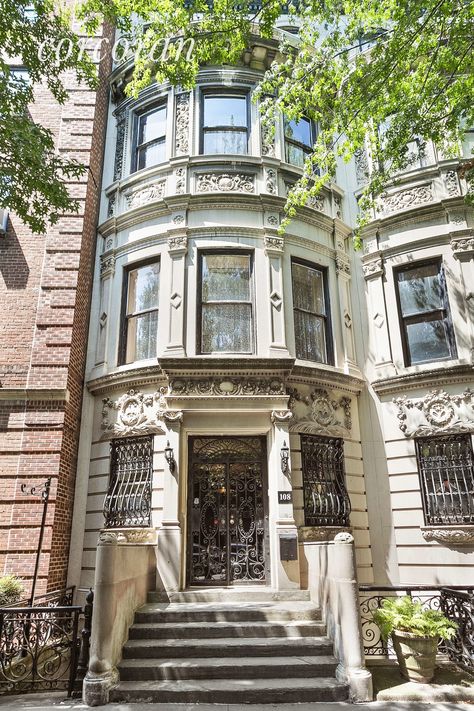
[0,574,25,607]
[373,595,458,641]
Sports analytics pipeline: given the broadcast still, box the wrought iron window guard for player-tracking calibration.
[301,435,351,527]
[359,584,474,672]
[103,436,153,528]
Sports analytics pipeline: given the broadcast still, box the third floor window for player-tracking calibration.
[201,93,248,155]
[284,116,314,168]
[134,104,167,172]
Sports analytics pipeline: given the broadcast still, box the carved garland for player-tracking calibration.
[126,181,166,209]
[287,387,352,436]
[169,377,286,397]
[381,184,432,215]
[394,389,474,437]
[196,173,255,193]
[101,388,167,437]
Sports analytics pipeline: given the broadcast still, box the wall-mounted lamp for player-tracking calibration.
[280,441,290,475]
[164,441,176,473]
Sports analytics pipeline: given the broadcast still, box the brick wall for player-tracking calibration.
[0,20,112,597]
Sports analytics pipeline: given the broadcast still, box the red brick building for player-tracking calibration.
[0,24,111,597]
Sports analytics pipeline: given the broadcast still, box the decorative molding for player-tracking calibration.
[394,389,474,437]
[421,526,474,546]
[288,386,352,436]
[265,168,277,194]
[380,184,433,215]
[335,256,351,276]
[100,255,115,277]
[99,528,157,545]
[175,92,190,155]
[266,214,279,226]
[333,194,342,219]
[172,214,185,225]
[264,235,284,253]
[451,234,474,257]
[169,377,286,397]
[298,526,352,542]
[113,109,126,182]
[444,171,459,197]
[107,194,116,219]
[126,181,166,209]
[271,410,293,423]
[196,172,255,193]
[449,211,466,226]
[261,121,275,157]
[363,257,384,280]
[354,148,369,184]
[167,234,188,252]
[308,194,324,211]
[163,409,184,423]
[101,388,166,437]
[175,167,186,194]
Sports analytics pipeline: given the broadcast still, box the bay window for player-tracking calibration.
[120,261,160,364]
[201,93,248,154]
[292,260,332,363]
[134,104,167,171]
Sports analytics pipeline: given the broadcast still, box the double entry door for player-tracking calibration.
[187,436,269,586]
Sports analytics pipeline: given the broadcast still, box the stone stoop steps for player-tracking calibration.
[110,588,349,704]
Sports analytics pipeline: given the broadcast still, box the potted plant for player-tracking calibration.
[373,595,458,683]
[0,574,25,607]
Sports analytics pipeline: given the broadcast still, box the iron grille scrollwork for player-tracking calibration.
[440,588,474,671]
[301,434,351,527]
[104,436,153,528]
[416,434,474,525]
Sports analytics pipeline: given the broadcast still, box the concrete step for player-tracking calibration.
[118,655,338,681]
[135,601,321,624]
[128,619,326,640]
[149,588,311,604]
[110,677,349,704]
[122,635,334,659]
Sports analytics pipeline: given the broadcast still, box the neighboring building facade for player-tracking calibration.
[0,20,111,597]
[64,21,474,602]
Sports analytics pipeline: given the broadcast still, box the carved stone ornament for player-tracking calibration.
[354,148,369,184]
[451,235,474,256]
[196,173,255,193]
[99,528,157,545]
[444,171,459,197]
[264,235,284,253]
[261,120,275,157]
[267,214,279,226]
[421,526,474,546]
[271,410,293,423]
[173,214,185,225]
[175,92,190,155]
[126,181,166,209]
[287,387,352,436]
[308,194,324,211]
[100,255,115,277]
[394,389,474,437]
[175,167,186,194]
[168,234,187,252]
[449,211,466,226]
[101,388,166,437]
[363,258,384,280]
[298,526,352,543]
[381,184,432,215]
[265,169,277,194]
[335,256,351,276]
[169,377,285,397]
[113,109,126,182]
[107,194,116,218]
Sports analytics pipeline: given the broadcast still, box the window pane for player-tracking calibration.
[139,107,167,144]
[284,117,312,146]
[137,140,166,170]
[398,263,444,316]
[295,311,327,362]
[201,303,252,353]
[285,143,308,167]
[292,263,325,314]
[126,311,158,363]
[204,96,247,127]
[127,263,160,314]
[406,319,452,364]
[203,130,247,154]
[202,255,250,302]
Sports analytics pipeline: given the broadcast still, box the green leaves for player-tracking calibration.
[373,596,458,642]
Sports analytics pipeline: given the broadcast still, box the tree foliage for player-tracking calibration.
[0,1,95,233]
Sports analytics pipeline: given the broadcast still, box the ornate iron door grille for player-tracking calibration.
[415,434,474,525]
[300,434,351,527]
[187,436,268,586]
[104,436,153,527]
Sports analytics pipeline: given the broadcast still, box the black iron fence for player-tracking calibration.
[359,585,474,672]
[0,587,93,696]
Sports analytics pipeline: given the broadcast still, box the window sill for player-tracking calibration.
[421,525,474,546]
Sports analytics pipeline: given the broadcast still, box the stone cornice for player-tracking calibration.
[87,364,167,396]
[288,363,365,395]
[371,363,474,396]
[158,356,295,380]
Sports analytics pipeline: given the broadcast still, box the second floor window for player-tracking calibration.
[199,252,253,353]
[416,435,474,526]
[121,261,160,364]
[284,117,313,168]
[292,260,332,363]
[134,105,167,171]
[395,260,457,366]
[202,94,248,154]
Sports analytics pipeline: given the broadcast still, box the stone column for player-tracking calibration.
[362,252,396,378]
[335,245,358,375]
[264,232,290,356]
[156,410,184,592]
[164,229,187,357]
[270,410,299,590]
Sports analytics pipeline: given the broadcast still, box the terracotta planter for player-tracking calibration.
[392,629,438,683]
